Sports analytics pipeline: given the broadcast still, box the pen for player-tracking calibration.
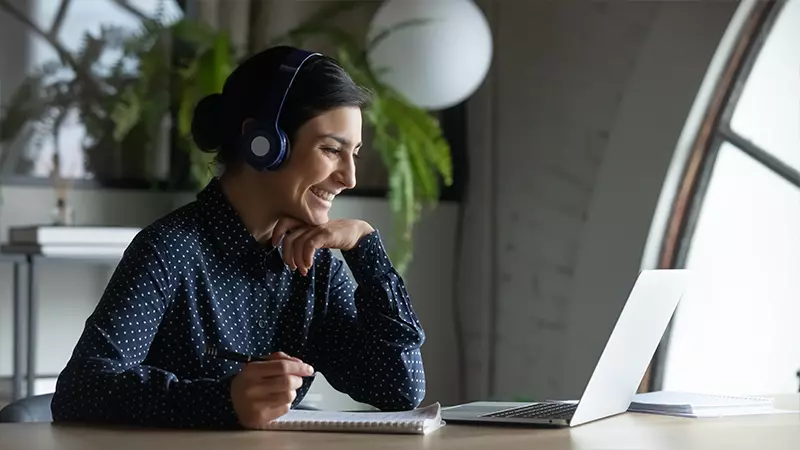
[204,346,267,364]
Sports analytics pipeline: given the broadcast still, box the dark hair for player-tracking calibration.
[190,46,371,165]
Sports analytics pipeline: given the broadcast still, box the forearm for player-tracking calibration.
[343,231,426,347]
[317,231,427,409]
[343,346,427,411]
[51,358,240,429]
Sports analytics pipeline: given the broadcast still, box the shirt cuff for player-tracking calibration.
[214,374,244,429]
[341,230,395,285]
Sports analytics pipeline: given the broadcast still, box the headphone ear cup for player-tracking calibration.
[240,126,282,171]
[276,128,290,165]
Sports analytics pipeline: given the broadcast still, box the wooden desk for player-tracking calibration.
[1,396,799,450]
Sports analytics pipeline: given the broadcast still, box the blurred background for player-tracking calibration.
[0,0,798,411]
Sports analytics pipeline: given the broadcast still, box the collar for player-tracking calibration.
[196,178,284,271]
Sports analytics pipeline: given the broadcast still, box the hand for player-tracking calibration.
[271,218,374,275]
[230,352,314,429]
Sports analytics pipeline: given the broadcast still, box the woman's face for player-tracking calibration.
[266,106,362,226]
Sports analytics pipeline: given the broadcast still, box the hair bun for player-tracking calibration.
[191,93,224,152]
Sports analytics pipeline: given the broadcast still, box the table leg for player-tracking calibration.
[26,257,38,398]
[12,261,24,401]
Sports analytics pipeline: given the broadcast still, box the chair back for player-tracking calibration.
[0,393,54,423]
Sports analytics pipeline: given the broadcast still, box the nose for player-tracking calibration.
[335,157,357,190]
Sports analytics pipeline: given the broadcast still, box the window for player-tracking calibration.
[0,0,182,186]
[656,0,800,395]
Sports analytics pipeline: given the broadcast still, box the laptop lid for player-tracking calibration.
[569,269,690,426]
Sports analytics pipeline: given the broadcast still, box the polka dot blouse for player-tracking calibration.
[50,179,427,429]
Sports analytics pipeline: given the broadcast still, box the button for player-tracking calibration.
[257,319,267,329]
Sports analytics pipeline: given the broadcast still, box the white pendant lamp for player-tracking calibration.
[366,0,493,110]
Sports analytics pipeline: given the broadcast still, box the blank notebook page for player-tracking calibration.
[263,402,445,435]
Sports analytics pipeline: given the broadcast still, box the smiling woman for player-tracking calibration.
[49,45,427,430]
[190,46,370,231]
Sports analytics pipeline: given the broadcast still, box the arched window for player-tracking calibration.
[655,0,800,394]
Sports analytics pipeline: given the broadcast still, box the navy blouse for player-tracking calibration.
[50,179,427,429]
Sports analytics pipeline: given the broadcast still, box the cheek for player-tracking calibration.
[275,154,332,202]
[297,154,335,186]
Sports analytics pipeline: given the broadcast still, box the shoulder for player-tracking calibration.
[127,200,205,263]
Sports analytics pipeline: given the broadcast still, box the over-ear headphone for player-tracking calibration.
[240,49,321,171]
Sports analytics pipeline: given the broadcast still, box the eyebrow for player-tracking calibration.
[320,134,362,150]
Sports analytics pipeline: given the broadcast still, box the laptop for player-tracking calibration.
[441,269,689,427]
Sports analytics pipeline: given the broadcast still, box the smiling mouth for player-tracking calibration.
[310,186,336,202]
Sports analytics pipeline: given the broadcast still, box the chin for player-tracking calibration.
[299,190,332,225]
[295,208,327,225]
[309,213,329,225]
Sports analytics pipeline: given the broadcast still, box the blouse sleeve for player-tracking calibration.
[309,230,426,410]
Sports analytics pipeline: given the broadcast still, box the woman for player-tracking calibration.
[50,46,427,429]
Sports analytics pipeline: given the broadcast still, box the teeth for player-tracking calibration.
[311,187,335,201]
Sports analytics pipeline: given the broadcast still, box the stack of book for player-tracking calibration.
[4,225,141,258]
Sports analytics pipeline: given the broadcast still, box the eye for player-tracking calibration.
[321,146,340,155]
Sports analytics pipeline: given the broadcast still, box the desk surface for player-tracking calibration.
[2,395,799,450]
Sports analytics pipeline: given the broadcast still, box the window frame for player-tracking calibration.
[647,0,798,391]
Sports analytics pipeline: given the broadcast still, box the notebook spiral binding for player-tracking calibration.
[267,419,424,432]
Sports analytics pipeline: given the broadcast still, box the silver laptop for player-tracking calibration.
[442,269,689,427]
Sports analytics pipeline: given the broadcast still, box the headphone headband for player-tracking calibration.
[242,48,321,171]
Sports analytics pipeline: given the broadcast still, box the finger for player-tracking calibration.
[295,228,324,276]
[280,227,304,270]
[260,389,298,407]
[241,379,301,402]
[283,227,314,271]
[261,374,305,394]
[271,217,306,247]
[308,227,337,269]
[250,359,315,377]
[252,352,301,363]
[267,352,304,363]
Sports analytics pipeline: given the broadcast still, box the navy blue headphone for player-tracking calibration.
[240,49,320,171]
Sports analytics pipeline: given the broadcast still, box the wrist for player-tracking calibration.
[344,221,375,251]
[341,229,394,284]
[359,221,375,238]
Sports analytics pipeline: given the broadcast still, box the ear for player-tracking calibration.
[241,118,257,135]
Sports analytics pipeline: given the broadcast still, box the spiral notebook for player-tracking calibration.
[262,402,445,434]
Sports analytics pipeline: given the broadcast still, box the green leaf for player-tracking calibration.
[110,87,142,141]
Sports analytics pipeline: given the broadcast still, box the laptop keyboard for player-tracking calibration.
[481,402,578,420]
